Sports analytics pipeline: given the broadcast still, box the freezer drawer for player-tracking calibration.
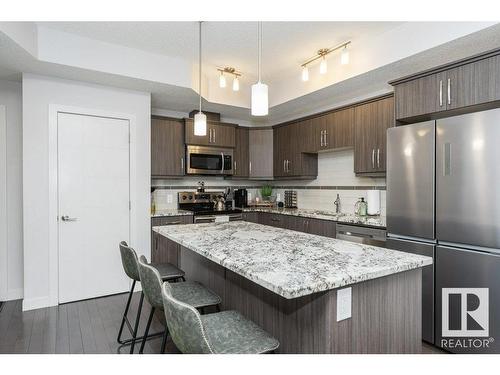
[436,109,500,249]
[387,121,435,240]
[387,237,435,344]
[435,245,500,353]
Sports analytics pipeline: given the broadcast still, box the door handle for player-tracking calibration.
[213,129,216,143]
[61,215,78,222]
[439,80,443,107]
[377,148,380,168]
[324,130,328,147]
[221,152,224,173]
[320,130,324,147]
[234,160,237,172]
[371,149,375,169]
[447,78,451,105]
[283,160,286,173]
[287,160,291,173]
[249,161,252,174]
[181,157,184,173]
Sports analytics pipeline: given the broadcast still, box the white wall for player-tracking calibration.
[0,80,23,301]
[22,74,151,310]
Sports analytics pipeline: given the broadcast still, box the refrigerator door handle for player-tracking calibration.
[443,142,451,176]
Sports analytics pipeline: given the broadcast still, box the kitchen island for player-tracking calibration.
[153,221,432,353]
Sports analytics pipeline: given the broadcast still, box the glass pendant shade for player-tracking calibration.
[232,76,240,91]
[341,48,349,65]
[319,57,327,74]
[219,73,226,88]
[251,81,268,116]
[194,112,207,136]
[302,66,309,81]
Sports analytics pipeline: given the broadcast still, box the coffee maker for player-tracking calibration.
[233,189,248,208]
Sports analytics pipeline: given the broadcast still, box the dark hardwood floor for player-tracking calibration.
[0,292,179,354]
[0,293,448,354]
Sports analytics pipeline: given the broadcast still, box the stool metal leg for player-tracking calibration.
[139,307,155,354]
[129,291,144,354]
[117,280,136,344]
[160,329,169,354]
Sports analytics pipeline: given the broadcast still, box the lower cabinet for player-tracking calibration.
[244,212,336,238]
[151,215,193,266]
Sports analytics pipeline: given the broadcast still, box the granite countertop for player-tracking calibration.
[153,221,431,299]
[242,207,386,228]
[151,209,193,218]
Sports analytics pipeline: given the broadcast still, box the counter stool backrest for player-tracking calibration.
[119,241,140,281]
[137,255,164,309]
[161,282,214,354]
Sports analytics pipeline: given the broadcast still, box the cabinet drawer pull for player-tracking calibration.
[447,78,451,105]
[163,221,181,225]
[439,80,443,107]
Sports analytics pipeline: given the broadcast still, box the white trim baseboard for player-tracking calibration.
[22,296,54,311]
[6,287,23,301]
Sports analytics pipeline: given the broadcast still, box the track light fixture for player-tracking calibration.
[301,41,351,81]
[217,67,242,92]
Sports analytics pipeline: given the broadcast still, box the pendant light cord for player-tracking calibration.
[199,21,202,112]
[258,21,262,83]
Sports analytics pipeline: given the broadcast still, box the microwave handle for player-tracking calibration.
[221,152,224,174]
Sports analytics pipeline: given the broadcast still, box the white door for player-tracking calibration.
[58,112,130,303]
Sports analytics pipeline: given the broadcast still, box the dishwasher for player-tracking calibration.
[335,223,387,247]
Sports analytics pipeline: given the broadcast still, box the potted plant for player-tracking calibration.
[260,185,273,201]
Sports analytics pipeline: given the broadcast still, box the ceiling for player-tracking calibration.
[37,22,403,80]
[1,22,499,125]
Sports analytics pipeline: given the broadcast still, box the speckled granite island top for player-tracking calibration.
[151,209,193,218]
[153,221,431,299]
[242,207,386,228]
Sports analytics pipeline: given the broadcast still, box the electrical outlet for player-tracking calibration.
[336,287,352,322]
[167,194,173,204]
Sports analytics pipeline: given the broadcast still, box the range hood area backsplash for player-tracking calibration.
[152,149,386,215]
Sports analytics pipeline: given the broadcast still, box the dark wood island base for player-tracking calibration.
[173,243,422,354]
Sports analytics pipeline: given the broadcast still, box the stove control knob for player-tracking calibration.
[189,195,193,200]
[182,195,187,200]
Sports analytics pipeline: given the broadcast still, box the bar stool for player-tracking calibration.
[137,255,221,354]
[161,282,279,354]
[118,241,185,353]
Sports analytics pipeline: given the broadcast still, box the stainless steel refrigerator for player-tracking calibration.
[386,109,500,353]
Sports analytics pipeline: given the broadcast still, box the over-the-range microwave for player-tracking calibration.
[186,145,233,175]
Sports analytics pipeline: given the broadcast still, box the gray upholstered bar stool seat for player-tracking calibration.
[118,241,185,353]
[137,255,221,354]
[161,282,280,354]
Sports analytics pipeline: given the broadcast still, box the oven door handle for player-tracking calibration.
[194,216,217,223]
[221,152,224,174]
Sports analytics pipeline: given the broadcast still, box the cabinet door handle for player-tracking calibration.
[213,129,216,143]
[447,78,451,105]
[283,160,286,173]
[439,80,443,107]
[249,161,252,174]
[324,130,328,147]
[320,130,324,147]
[209,129,212,143]
[377,148,380,168]
[372,149,375,169]
[181,157,184,173]
[287,160,291,173]
[234,160,237,172]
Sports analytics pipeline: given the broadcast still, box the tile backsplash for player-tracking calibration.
[152,149,386,215]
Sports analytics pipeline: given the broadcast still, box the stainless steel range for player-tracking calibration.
[178,191,242,223]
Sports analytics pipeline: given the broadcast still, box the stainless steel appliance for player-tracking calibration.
[336,224,386,247]
[178,191,242,223]
[387,109,500,353]
[186,145,233,175]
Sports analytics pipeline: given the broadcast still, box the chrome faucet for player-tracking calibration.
[334,194,341,214]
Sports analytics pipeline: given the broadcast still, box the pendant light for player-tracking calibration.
[194,21,207,136]
[251,22,268,116]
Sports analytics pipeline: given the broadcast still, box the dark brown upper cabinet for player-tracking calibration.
[392,50,500,122]
[151,116,185,177]
[308,108,354,152]
[354,95,394,176]
[185,118,236,148]
[273,122,317,179]
[233,126,249,178]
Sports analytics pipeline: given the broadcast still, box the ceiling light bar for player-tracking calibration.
[300,41,351,81]
[217,67,242,91]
